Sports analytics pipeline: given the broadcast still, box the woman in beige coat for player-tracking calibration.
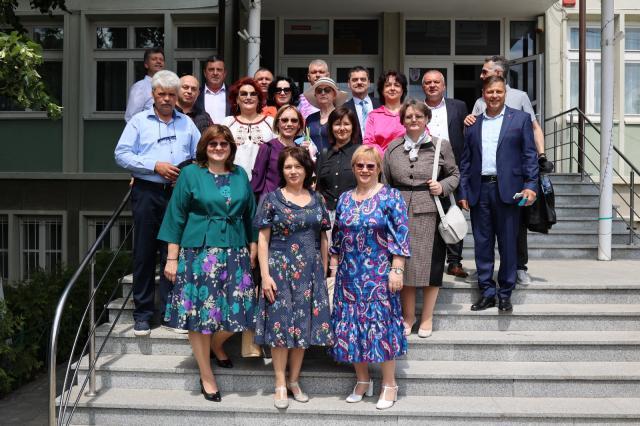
[382,99,459,338]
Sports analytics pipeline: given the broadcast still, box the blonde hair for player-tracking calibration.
[351,145,382,172]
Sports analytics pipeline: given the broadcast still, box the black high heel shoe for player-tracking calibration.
[210,351,234,368]
[200,379,221,402]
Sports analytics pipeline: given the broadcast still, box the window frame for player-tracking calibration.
[80,212,134,259]
[17,213,67,281]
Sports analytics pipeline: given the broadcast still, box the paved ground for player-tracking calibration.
[1,259,638,425]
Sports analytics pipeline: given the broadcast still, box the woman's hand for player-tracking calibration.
[427,179,443,196]
[388,269,404,293]
[262,275,278,304]
[164,259,178,283]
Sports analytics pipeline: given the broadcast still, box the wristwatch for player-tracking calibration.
[391,267,404,275]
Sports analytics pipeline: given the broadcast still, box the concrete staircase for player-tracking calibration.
[59,173,640,425]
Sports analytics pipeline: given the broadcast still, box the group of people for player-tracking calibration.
[114,49,540,410]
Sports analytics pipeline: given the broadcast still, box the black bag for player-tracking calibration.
[526,174,556,234]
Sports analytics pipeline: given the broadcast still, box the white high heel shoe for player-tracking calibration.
[274,386,289,409]
[345,379,373,403]
[376,385,398,410]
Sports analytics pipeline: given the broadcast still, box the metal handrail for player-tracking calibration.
[48,188,132,426]
[544,108,639,244]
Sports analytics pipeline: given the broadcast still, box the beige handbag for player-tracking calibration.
[326,276,335,313]
[241,330,262,358]
[432,140,468,244]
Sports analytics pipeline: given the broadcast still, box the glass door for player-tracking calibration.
[509,53,544,122]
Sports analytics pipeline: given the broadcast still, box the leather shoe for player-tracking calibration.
[470,297,496,311]
[210,352,233,368]
[447,263,469,278]
[200,379,221,402]
[498,298,513,312]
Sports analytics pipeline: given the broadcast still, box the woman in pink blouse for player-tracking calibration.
[362,71,408,156]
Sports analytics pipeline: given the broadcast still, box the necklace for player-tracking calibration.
[352,184,379,221]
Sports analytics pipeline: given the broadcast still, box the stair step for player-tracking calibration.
[64,387,640,425]
[462,230,635,245]
[462,244,640,260]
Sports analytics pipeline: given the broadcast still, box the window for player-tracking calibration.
[0,216,7,282]
[177,26,216,49]
[510,21,536,59]
[0,25,63,112]
[569,61,601,115]
[87,217,133,252]
[626,27,640,51]
[626,63,640,114]
[333,20,378,55]
[569,27,601,50]
[283,20,329,55]
[405,20,451,55]
[455,21,500,55]
[20,216,63,280]
[406,67,448,101]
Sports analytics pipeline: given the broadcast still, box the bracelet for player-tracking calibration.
[391,267,404,275]
[166,258,178,261]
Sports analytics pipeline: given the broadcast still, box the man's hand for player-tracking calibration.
[458,199,469,211]
[155,162,180,181]
[521,189,537,206]
[464,114,477,127]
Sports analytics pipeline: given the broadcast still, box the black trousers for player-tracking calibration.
[517,209,528,271]
[131,180,172,323]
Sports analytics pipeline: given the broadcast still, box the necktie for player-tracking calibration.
[360,100,370,131]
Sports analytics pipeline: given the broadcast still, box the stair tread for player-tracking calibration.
[434,303,640,315]
[63,387,640,418]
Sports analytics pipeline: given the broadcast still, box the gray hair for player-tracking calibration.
[308,59,329,72]
[484,55,509,76]
[152,70,180,91]
[400,98,432,123]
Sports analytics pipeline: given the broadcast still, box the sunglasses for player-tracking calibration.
[315,87,334,95]
[279,117,300,124]
[275,87,292,94]
[208,141,230,149]
[239,91,258,97]
[354,163,376,171]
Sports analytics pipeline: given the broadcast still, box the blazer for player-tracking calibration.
[443,98,468,164]
[158,164,257,248]
[195,86,232,121]
[459,106,539,207]
[343,95,381,145]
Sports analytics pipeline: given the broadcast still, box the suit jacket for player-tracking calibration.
[443,98,467,165]
[344,95,381,145]
[459,106,538,206]
[195,86,231,122]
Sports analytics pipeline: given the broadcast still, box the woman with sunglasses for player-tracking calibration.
[262,76,301,118]
[159,124,258,403]
[382,99,459,339]
[329,145,410,410]
[254,146,333,408]
[223,77,275,178]
[302,77,348,153]
[251,105,317,203]
[362,71,408,156]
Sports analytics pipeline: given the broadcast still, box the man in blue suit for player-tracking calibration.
[458,76,538,312]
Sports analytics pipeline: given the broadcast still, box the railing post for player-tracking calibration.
[553,121,558,172]
[631,171,636,245]
[570,113,574,173]
[86,258,97,397]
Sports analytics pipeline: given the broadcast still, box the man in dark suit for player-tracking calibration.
[422,69,469,278]
[343,66,380,144]
[458,76,538,312]
[195,55,230,123]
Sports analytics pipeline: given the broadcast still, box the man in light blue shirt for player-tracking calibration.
[115,70,200,336]
[124,48,165,122]
[480,105,505,176]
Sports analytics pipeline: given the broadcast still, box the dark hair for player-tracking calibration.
[399,98,432,123]
[327,107,360,146]
[278,146,315,190]
[348,66,370,80]
[143,47,164,62]
[377,71,408,104]
[228,77,265,115]
[195,124,237,172]
[273,105,304,136]
[203,55,225,69]
[485,55,509,75]
[483,75,506,90]
[266,76,301,107]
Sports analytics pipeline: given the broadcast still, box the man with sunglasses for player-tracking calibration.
[115,70,201,337]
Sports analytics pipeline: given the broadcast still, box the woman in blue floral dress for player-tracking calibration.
[329,145,410,410]
[254,146,333,409]
[159,125,258,402]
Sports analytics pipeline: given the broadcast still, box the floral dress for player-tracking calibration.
[253,189,334,348]
[330,185,410,363]
[163,174,257,333]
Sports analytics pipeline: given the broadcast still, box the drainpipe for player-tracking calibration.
[246,0,261,77]
[598,0,614,260]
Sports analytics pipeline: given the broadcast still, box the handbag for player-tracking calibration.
[326,276,335,313]
[241,330,262,358]
[432,140,468,244]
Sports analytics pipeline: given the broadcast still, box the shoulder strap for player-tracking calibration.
[432,139,457,220]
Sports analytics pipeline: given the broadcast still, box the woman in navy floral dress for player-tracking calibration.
[329,145,410,410]
[254,146,333,408]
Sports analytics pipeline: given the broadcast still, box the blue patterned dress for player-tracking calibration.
[330,185,410,363]
[253,189,334,348]
[163,174,257,334]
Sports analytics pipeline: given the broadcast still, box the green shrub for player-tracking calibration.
[0,250,132,397]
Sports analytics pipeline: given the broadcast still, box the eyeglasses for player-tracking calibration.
[279,118,300,124]
[238,91,258,97]
[354,163,376,171]
[315,87,334,95]
[275,87,292,94]
[405,114,426,121]
[208,141,230,149]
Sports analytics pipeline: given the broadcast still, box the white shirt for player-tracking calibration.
[124,75,153,122]
[222,115,275,177]
[353,95,373,133]
[204,84,227,124]
[425,98,449,141]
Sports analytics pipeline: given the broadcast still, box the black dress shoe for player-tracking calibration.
[470,296,496,311]
[210,352,234,368]
[200,379,221,402]
[498,298,513,312]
